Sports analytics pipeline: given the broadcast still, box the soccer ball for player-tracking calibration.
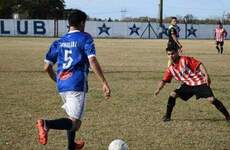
[108,139,128,150]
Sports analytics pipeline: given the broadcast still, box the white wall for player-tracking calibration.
[0,19,228,39]
[0,19,54,36]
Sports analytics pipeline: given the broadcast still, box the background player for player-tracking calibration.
[214,21,227,54]
[36,10,111,150]
[167,17,182,51]
[154,44,230,124]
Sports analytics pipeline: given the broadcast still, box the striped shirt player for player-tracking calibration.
[154,44,230,124]
[214,22,227,54]
[163,56,206,86]
[36,10,111,150]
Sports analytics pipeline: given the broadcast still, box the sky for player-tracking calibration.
[64,0,230,20]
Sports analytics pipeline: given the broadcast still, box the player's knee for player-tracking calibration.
[207,97,215,103]
[169,92,177,98]
[69,118,82,131]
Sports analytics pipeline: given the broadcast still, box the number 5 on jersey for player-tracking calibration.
[63,49,73,69]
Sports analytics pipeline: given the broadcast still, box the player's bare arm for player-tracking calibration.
[172,34,182,48]
[89,56,111,99]
[154,81,166,96]
[44,63,56,82]
[199,63,211,86]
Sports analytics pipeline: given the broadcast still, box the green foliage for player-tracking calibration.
[0,0,16,18]
[0,0,65,19]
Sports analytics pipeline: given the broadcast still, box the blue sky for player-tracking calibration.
[65,0,229,19]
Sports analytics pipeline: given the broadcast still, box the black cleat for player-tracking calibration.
[162,115,171,122]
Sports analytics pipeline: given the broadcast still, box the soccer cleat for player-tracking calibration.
[36,119,48,145]
[162,115,171,122]
[75,139,85,150]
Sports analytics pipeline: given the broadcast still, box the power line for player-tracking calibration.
[120,8,127,19]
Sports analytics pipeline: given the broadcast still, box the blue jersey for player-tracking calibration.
[45,31,96,92]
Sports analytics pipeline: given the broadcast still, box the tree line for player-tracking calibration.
[0,0,65,19]
[0,1,229,24]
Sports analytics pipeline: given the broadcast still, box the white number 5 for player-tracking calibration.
[63,49,73,69]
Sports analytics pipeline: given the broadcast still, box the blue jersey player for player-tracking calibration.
[36,10,111,150]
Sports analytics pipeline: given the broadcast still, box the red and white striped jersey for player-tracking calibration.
[215,27,227,42]
[163,56,207,86]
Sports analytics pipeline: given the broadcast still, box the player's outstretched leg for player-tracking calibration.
[36,118,73,145]
[45,118,73,130]
[163,95,176,122]
[209,98,230,125]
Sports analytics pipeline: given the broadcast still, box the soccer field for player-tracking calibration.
[0,38,230,150]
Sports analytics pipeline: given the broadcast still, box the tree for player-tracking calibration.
[226,12,230,20]
[183,14,195,24]
[0,0,65,19]
[24,0,65,19]
[0,0,16,18]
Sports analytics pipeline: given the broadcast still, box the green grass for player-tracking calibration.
[0,38,230,150]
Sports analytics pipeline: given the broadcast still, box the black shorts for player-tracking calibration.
[216,41,224,46]
[167,41,180,49]
[174,84,214,101]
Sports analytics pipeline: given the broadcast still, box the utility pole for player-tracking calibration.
[121,8,127,20]
[159,0,163,38]
[222,11,226,24]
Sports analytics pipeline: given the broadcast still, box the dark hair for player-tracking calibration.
[68,9,87,27]
[171,17,177,21]
[166,44,179,52]
[217,20,222,25]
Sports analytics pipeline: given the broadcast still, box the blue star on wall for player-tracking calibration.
[98,23,110,36]
[187,26,197,37]
[158,24,168,38]
[129,24,140,36]
[175,25,181,38]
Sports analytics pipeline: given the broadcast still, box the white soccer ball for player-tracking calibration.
[108,139,128,150]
